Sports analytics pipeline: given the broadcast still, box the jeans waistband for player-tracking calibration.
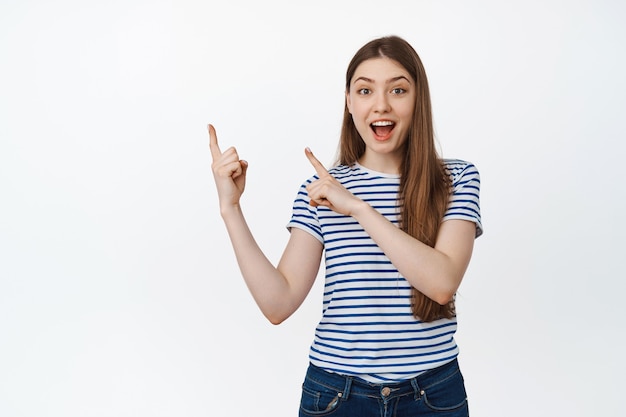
[305,359,460,401]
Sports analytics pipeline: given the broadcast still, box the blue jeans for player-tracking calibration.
[299,359,469,417]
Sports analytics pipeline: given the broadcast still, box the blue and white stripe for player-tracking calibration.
[287,160,482,383]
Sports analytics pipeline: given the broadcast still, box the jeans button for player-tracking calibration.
[381,387,391,397]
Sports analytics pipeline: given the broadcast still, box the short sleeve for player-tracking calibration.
[442,160,483,238]
[286,177,324,244]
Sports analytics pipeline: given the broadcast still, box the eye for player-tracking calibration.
[357,88,371,95]
[391,87,406,95]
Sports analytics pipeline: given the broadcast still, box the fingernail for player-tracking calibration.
[305,147,312,153]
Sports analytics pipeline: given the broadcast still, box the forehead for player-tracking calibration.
[351,57,411,84]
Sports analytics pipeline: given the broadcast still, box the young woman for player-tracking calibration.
[209,35,482,417]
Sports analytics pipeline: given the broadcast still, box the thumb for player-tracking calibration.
[240,160,249,177]
[233,160,248,180]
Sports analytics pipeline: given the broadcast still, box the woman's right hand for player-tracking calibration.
[208,124,248,214]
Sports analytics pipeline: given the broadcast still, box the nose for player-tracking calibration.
[374,92,391,113]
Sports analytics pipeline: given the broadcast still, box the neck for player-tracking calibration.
[357,152,402,175]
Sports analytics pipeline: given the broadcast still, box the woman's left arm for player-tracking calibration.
[351,205,476,305]
[304,148,477,305]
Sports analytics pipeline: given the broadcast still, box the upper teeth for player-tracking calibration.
[372,121,394,126]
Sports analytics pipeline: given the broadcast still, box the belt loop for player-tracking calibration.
[342,376,353,401]
[410,377,422,401]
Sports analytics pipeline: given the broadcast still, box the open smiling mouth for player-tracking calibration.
[371,120,395,140]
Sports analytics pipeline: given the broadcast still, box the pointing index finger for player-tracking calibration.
[208,124,221,160]
[305,147,329,178]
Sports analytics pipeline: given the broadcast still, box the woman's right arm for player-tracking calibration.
[209,125,323,324]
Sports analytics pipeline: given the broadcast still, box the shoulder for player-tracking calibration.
[441,159,483,237]
[315,164,367,183]
[328,164,354,178]
[295,164,355,190]
[442,159,480,186]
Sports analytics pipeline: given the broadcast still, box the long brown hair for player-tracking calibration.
[337,36,453,322]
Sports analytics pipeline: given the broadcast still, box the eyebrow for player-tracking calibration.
[353,75,411,84]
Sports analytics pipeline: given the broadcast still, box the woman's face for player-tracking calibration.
[346,57,415,172]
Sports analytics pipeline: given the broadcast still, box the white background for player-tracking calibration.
[1,0,625,416]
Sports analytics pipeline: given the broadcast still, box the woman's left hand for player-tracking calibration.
[304,148,363,216]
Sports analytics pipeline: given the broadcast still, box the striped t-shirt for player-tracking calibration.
[287,160,482,383]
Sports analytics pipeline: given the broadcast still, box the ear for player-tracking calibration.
[345,90,352,114]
